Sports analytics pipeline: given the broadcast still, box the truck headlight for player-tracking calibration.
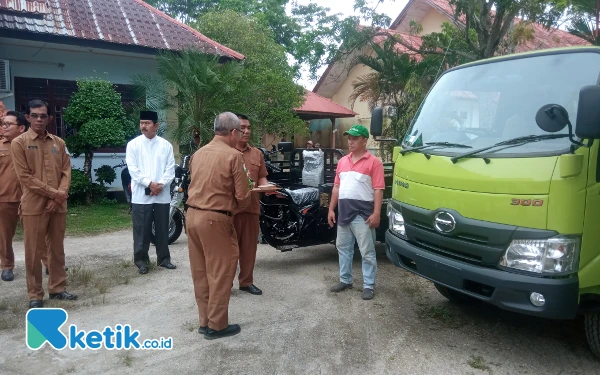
[499,236,581,275]
[387,201,406,238]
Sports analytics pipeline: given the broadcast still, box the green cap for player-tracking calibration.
[343,124,369,138]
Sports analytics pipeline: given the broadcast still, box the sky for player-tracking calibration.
[290,0,410,90]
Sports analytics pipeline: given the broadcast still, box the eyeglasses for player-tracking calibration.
[1,122,17,129]
[28,114,49,120]
[232,128,243,135]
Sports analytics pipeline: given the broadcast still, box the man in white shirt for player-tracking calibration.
[126,111,177,274]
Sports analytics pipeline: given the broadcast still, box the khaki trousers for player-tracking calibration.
[187,209,239,331]
[233,212,260,287]
[0,202,19,270]
[21,213,67,300]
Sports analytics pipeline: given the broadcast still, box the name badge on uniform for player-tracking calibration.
[28,146,38,149]
[52,144,57,154]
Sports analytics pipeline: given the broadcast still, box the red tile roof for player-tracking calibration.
[315,0,587,93]
[0,0,244,59]
[295,90,358,119]
[425,0,587,50]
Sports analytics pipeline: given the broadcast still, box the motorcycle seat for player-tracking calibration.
[285,187,320,207]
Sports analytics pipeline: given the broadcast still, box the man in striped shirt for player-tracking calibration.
[327,125,385,300]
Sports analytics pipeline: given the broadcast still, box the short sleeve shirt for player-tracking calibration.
[334,151,385,226]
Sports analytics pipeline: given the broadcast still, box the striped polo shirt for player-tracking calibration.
[334,151,385,226]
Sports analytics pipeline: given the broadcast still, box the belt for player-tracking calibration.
[190,206,232,217]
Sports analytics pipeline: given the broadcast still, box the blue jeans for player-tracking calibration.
[336,216,377,289]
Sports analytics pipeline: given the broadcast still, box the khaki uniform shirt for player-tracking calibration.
[0,138,21,203]
[235,144,268,215]
[11,129,71,215]
[187,137,251,214]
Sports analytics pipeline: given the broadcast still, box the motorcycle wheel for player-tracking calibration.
[150,209,184,245]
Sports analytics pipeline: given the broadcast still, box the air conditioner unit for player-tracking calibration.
[0,60,10,92]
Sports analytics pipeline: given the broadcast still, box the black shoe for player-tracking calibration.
[1,270,14,281]
[49,291,78,300]
[29,300,43,309]
[239,284,262,295]
[198,326,207,334]
[204,324,241,340]
[159,262,177,270]
[330,282,352,292]
[138,266,149,274]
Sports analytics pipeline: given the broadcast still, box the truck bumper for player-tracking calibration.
[385,231,579,320]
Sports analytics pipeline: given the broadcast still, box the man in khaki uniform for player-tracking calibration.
[0,111,28,282]
[11,100,77,309]
[233,113,268,295]
[186,112,253,340]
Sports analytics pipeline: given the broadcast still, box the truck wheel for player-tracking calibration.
[585,312,600,358]
[434,283,479,304]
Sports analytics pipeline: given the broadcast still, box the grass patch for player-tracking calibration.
[416,304,467,329]
[66,265,95,287]
[183,320,198,332]
[147,259,158,271]
[118,351,135,367]
[467,355,491,373]
[14,203,131,240]
[0,316,16,330]
[0,299,9,311]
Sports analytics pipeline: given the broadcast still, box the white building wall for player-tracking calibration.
[0,38,159,188]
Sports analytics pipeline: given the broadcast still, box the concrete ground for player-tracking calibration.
[0,231,599,375]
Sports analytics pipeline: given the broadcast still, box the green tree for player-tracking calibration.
[565,0,600,45]
[348,37,435,159]
[133,49,243,146]
[145,0,361,80]
[194,10,306,142]
[63,79,128,186]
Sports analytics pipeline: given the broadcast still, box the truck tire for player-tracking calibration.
[585,312,600,358]
[434,283,479,304]
[151,210,184,245]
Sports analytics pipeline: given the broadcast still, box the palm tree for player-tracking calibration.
[567,0,600,45]
[349,37,435,142]
[132,49,243,147]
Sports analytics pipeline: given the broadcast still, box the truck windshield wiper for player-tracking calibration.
[401,142,472,156]
[450,134,570,164]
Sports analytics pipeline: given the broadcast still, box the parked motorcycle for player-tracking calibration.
[259,183,337,251]
[150,155,189,245]
[113,154,187,245]
[258,143,337,251]
[112,158,132,212]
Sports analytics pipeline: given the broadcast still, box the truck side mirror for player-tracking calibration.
[535,104,569,133]
[278,142,294,152]
[371,107,383,136]
[576,85,600,139]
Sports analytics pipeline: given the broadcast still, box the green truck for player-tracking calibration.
[370,46,600,358]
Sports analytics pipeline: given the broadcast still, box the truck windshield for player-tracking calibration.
[404,51,600,156]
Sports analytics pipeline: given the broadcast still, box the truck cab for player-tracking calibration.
[371,47,600,358]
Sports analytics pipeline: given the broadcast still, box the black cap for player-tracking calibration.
[140,111,158,123]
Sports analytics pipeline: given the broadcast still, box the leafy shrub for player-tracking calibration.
[68,168,109,205]
[69,169,90,205]
[94,165,117,186]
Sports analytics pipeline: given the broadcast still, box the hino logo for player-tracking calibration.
[434,212,456,233]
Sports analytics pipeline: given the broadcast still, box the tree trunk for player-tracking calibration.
[83,151,94,204]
